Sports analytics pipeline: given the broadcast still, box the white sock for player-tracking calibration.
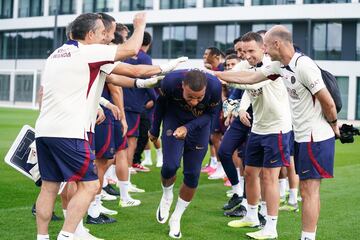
[37,234,50,240]
[102,177,108,188]
[264,215,278,234]
[156,148,162,157]
[288,188,298,205]
[239,175,244,196]
[236,168,241,179]
[259,201,267,217]
[231,183,242,196]
[74,219,86,235]
[128,168,132,183]
[62,209,67,218]
[57,231,73,240]
[247,204,259,222]
[301,231,316,240]
[241,198,248,210]
[119,180,130,201]
[210,156,217,168]
[144,149,151,160]
[87,198,100,218]
[171,197,190,220]
[162,183,174,200]
[279,178,287,199]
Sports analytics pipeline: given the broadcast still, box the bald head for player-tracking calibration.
[265,25,293,44]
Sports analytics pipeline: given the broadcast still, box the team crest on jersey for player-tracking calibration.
[166,129,173,136]
[291,76,296,84]
[110,148,115,154]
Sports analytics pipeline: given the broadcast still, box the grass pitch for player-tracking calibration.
[0,107,359,239]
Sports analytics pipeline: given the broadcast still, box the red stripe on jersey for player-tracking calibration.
[267,74,281,80]
[87,61,114,98]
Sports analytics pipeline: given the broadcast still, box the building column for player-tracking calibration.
[196,0,203,8]
[348,75,357,120]
[295,0,303,5]
[43,0,49,16]
[114,0,119,12]
[77,0,83,14]
[244,0,252,7]
[153,0,160,10]
[13,0,19,18]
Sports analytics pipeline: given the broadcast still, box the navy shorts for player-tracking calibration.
[245,131,291,168]
[87,132,95,154]
[113,120,128,151]
[289,131,295,156]
[161,114,210,188]
[95,117,116,159]
[125,111,141,137]
[36,137,98,182]
[294,137,335,180]
[211,105,226,134]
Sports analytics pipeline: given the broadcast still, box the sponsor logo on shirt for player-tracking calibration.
[248,88,263,97]
[286,87,300,100]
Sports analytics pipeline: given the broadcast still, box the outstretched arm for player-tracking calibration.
[215,70,268,85]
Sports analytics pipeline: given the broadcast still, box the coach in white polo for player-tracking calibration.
[35,12,147,240]
[216,25,339,240]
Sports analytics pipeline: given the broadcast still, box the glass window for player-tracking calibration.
[304,0,350,3]
[0,0,13,19]
[83,0,113,12]
[120,0,153,11]
[162,25,197,58]
[214,24,240,51]
[204,0,244,7]
[357,23,360,61]
[14,75,33,102]
[252,23,292,34]
[357,77,360,120]
[18,0,43,17]
[335,76,348,119]
[160,0,197,9]
[0,32,17,59]
[0,74,10,101]
[49,0,76,15]
[313,22,342,60]
[252,0,295,5]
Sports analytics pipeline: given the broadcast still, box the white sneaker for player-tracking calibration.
[246,229,278,239]
[156,195,173,224]
[101,190,117,201]
[98,204,118,215]
[129,167,137,175]
[169,217,182,239]
[226,189,234,198]
[119,197,141,207]
[208,165,226,180]
[142,157,153,166]
[74,229,104,240]
[156,154,163,168]
[128,184,145,193]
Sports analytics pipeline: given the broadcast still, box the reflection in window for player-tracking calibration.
[304,0,350,3]
[357,23,360,60]
[162,25,197,58]
[335,76,348,119]
[160,0,197,9]
[252,23,293,34]
[252,0,295,5]
[0,75,10,101]
[83,0,114,13]
[0,0,13,19]
[204,0,244,7]
[15,75,33,102]
[18,0,43,17]
[357,78,360,120]
[214,24,240,51]
[49,0,76,15]
[120,0,153,11]
[313,22,342,60]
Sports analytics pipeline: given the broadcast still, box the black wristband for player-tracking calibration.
[134,79,138,88]
[327,119,337,125]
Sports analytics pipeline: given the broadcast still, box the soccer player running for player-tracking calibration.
[148,69,222,239]
[216,25,339,240]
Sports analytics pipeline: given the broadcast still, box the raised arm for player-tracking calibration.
[215,70,268,85]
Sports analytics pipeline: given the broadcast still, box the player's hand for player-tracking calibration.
[159,57,188,74]
[332,124,340,138]
[224,113,234,127]
[148,131,158,143]
[173,126,188,140]
[120,115,128,137]
[107,103,121,120]
[239,110,251,127]
[145,100,154,109]
[135,75,164,88]
[96,108,106,125]
[133,12,146,29]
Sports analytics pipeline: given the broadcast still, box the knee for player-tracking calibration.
[261,169,278,185]
[183,172,200,188]
[300,180,320,199]
[81,180,100,196]
[217,146,230,162]
[161,165,178,179]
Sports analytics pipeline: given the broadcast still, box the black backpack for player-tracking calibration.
[295,55,342,113]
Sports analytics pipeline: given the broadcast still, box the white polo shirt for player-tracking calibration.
[261,52,334,142]
[35,40,118,139]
